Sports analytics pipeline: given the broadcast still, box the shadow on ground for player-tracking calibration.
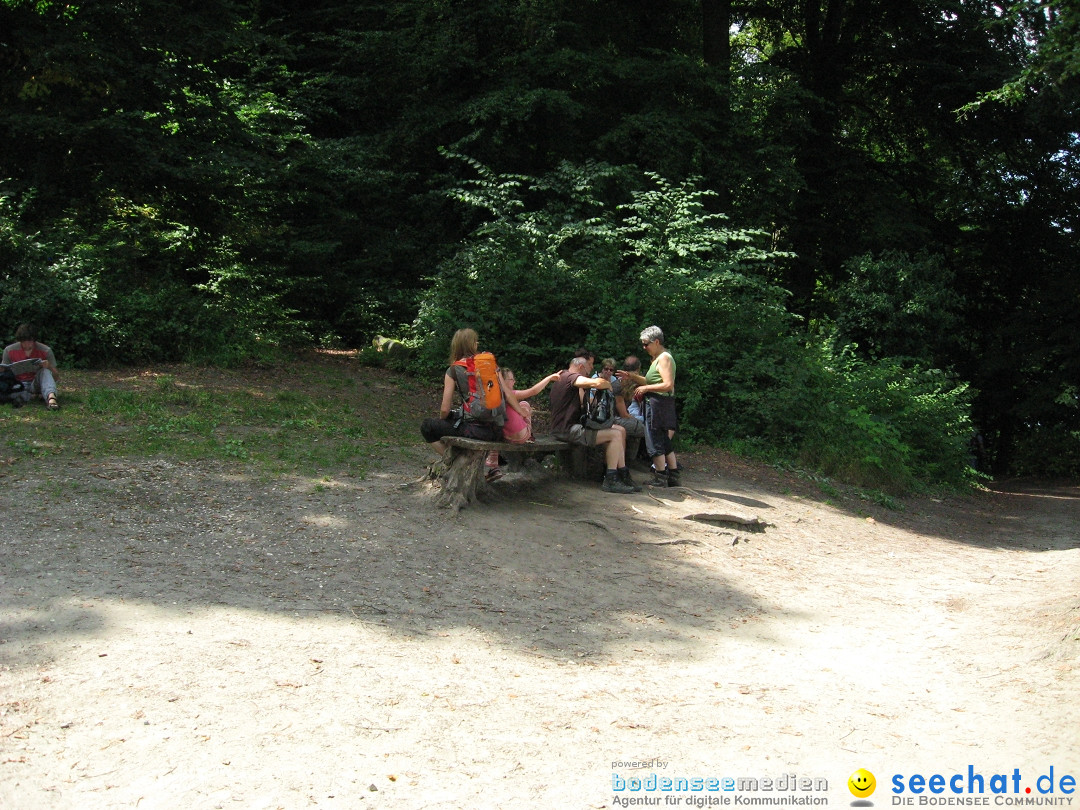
[0,455,790,672]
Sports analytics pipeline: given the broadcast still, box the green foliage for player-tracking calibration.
[415,159,974,490]
[0,191,105,361]
[830,250,965,366]
[0,184,307,364]
[797,353,973,491]
[0,0,1075,480]
[958,0,1080,111]
[1011,426,1080,479]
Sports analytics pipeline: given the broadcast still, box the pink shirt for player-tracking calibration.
[504,403,528,440]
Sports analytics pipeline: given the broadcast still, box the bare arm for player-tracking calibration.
[616,370,646,385]
[438,372,457,419]
[574,376,612,391]
[638,354,674,395]
[503,385,527,420]
[514,372,559,400]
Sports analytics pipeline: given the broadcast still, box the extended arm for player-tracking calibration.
[515,372,560,400]
[574,376,612,391]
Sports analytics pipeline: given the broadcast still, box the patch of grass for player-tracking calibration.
[859,489,903,511]
[0,360,427,477]
[797,470,841,499]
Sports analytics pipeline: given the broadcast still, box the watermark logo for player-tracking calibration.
[890,766,1076,805]
[850,770,877,799]
[850,769,878,806]
[610,768,829,806]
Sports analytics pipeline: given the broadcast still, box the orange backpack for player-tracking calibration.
[451,352,506,426]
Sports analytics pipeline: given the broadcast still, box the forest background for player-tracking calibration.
[1,0,1077,490]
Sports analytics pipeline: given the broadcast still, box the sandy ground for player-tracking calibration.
[1,441,1078,809]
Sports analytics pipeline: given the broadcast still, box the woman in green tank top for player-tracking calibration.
[619,325,680,487]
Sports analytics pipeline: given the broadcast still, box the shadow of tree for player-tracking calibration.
[0,456,792,672]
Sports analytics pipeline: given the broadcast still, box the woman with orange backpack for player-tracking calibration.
[420,328,522,462]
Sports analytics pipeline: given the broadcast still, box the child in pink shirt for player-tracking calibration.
[485,368,560,476]
[498,368,559,442]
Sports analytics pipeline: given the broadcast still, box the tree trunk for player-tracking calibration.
[701,0,731,74]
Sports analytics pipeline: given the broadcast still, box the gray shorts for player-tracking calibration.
[553,424,598,447]
[614,416,645,438]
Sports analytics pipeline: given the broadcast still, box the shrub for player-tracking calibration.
[413,159,975,490]
[831,250,964,366]
[0,185,307,365]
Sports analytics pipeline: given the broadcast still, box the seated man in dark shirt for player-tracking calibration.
[548,350,639,494]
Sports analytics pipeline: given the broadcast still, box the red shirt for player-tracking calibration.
[2,342,53,382]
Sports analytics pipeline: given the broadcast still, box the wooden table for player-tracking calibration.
[435,434,574,511]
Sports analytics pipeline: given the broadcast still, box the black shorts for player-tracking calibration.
[644,395,677,456]
[421,417,501,443]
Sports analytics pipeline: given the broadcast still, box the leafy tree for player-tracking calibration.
[830,251,965,367]
[414,158,973,489]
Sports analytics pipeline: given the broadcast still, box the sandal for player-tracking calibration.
[46,394,59,411]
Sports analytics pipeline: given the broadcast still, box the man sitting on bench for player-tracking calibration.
[548,350,640,494]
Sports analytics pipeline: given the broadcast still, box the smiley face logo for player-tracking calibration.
[848,768,876,798]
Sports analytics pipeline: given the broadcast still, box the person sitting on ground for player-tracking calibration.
[548,350,639,494]
[2,323,60,410]
[419,328,522,463]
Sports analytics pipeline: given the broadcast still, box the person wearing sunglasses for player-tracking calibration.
[617,326,680,486]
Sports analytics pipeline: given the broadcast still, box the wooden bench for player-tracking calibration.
[434,434,575,511]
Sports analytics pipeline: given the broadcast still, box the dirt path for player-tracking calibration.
[1,449,1077,809]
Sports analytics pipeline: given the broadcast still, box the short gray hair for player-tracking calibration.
[569,356,589,371]
[639,325,664,345]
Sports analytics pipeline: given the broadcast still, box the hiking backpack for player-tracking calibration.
[580,386,616,430]
[0,368,25,407]
[451,352,506,427]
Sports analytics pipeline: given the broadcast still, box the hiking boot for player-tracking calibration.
[667,467,681,487]
[602,474,636,494]
[650,468,670,487]
[618,467,642,492]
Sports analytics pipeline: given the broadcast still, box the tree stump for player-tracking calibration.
[431,435,574,511]
[434,445,489,512]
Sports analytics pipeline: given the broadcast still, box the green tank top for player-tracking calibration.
[645,351,675,395]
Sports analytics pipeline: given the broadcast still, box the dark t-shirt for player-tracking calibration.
[549,370,585,434]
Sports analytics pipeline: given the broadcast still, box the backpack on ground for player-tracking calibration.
[581,387,615,430]
[451,351,506,427]
[0,368,25,407]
